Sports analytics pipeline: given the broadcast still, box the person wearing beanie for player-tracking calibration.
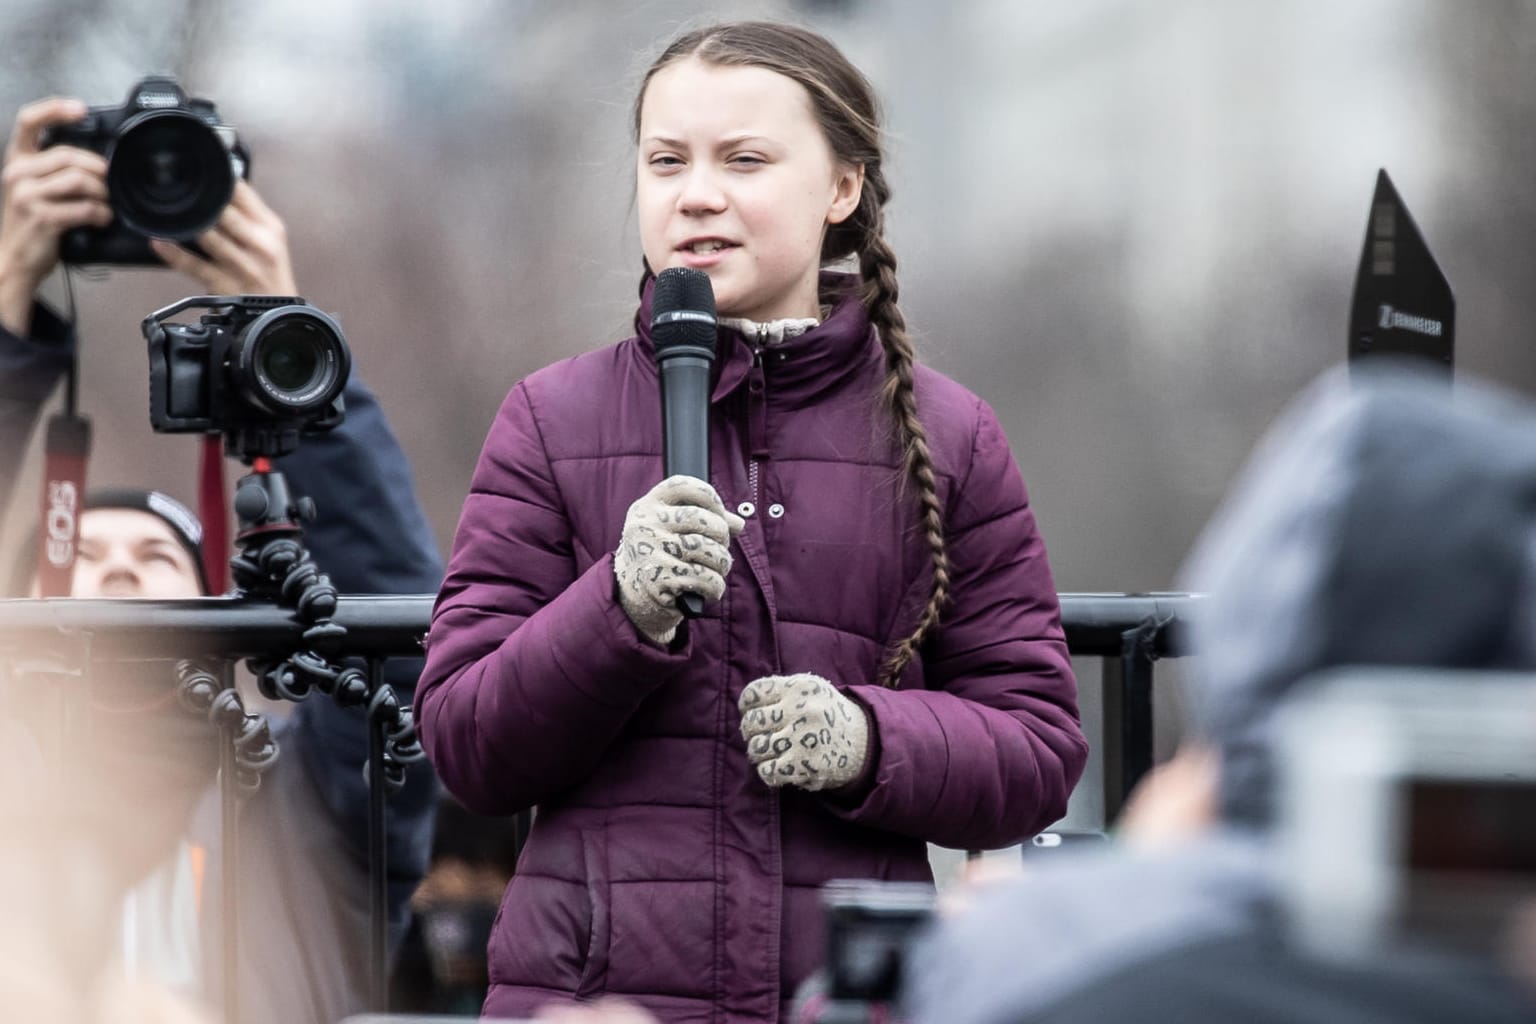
[907,364,1536,1024]
[70,489,211,597]
[0,96,443,1024]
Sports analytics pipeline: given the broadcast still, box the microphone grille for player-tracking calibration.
[652,267,718,354]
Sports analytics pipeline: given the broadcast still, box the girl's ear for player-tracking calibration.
[826,163,865,226]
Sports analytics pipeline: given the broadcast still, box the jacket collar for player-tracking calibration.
[635,272,883,405]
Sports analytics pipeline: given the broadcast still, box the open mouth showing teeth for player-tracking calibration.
[685,240,735,254]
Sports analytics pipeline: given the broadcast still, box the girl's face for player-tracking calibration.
[638,57,864,323]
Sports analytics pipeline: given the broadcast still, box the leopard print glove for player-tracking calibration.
[614,475,745,644]
[739,673,870,791]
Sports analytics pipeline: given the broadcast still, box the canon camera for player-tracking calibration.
[42,75,247,264]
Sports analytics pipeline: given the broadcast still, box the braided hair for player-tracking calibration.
[634,22,949,686]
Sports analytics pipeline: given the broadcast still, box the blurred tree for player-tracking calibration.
[1427,0,1536,395]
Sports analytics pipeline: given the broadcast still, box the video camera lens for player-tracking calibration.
[233,307,350,417]
[107,110,234,240]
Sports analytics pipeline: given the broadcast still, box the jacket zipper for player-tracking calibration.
[746,331,769,508]
[746,327,783,1018]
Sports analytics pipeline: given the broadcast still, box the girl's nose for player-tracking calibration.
[677,166,726,215]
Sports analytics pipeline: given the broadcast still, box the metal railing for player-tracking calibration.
[1056,593,1199,817]
[0,590,1199,1016]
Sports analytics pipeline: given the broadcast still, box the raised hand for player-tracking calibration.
[0,97,111,335]
[149,180,297,296]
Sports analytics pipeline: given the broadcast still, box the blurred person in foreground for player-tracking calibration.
[0,834,214,1024]
[906,363,1536,1024]
[0,95,442,1023]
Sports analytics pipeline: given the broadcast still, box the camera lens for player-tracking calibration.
[233,307,351,416]
[107,110,234,240]
[261,330,321,392]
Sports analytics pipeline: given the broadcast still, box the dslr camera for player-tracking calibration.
[1276,667,1536,960]
[41,75,247,265]
[142,295,350,460]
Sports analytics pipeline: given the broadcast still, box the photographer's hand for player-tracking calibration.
[0,97,111,337]
[1113,743,1218,851]
[150,181,297,295]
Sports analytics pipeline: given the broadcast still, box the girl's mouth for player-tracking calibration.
[677,239,739,267]
[679,238,739,254]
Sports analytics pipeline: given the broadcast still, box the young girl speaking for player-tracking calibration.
[418,21,1087,1023]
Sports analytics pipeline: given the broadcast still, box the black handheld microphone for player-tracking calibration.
[651,266,719,619]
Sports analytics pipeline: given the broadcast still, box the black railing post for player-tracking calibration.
[367,658,390,1012]
[1101,619,1160,822]
[214,661,241,1024]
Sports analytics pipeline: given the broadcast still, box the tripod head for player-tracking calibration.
[228,456,334,619]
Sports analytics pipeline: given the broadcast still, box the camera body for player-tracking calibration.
[143,295,350,460]
[1276,667,1536,960]
[42,75,247,265]
[820,880,935,1010]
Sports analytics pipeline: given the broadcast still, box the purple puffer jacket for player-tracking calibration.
[418,275,1087,1023]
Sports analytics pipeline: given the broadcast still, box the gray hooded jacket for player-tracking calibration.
[908,364,1536,1024]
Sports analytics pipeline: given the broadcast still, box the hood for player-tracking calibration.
[1179,362,1536,826]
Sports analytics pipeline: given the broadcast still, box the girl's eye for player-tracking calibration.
[649,154,683,169]
[729,154,765,167]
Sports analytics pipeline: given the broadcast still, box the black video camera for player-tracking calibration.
[816,880,935,1020]
[41,75,247,265]
[142,295,350,460]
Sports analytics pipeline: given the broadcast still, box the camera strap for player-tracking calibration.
[36,412,92,597]
[34,268,93,596]
[198,434,230,595]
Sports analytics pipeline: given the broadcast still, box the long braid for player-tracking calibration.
[860,182,950,686]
